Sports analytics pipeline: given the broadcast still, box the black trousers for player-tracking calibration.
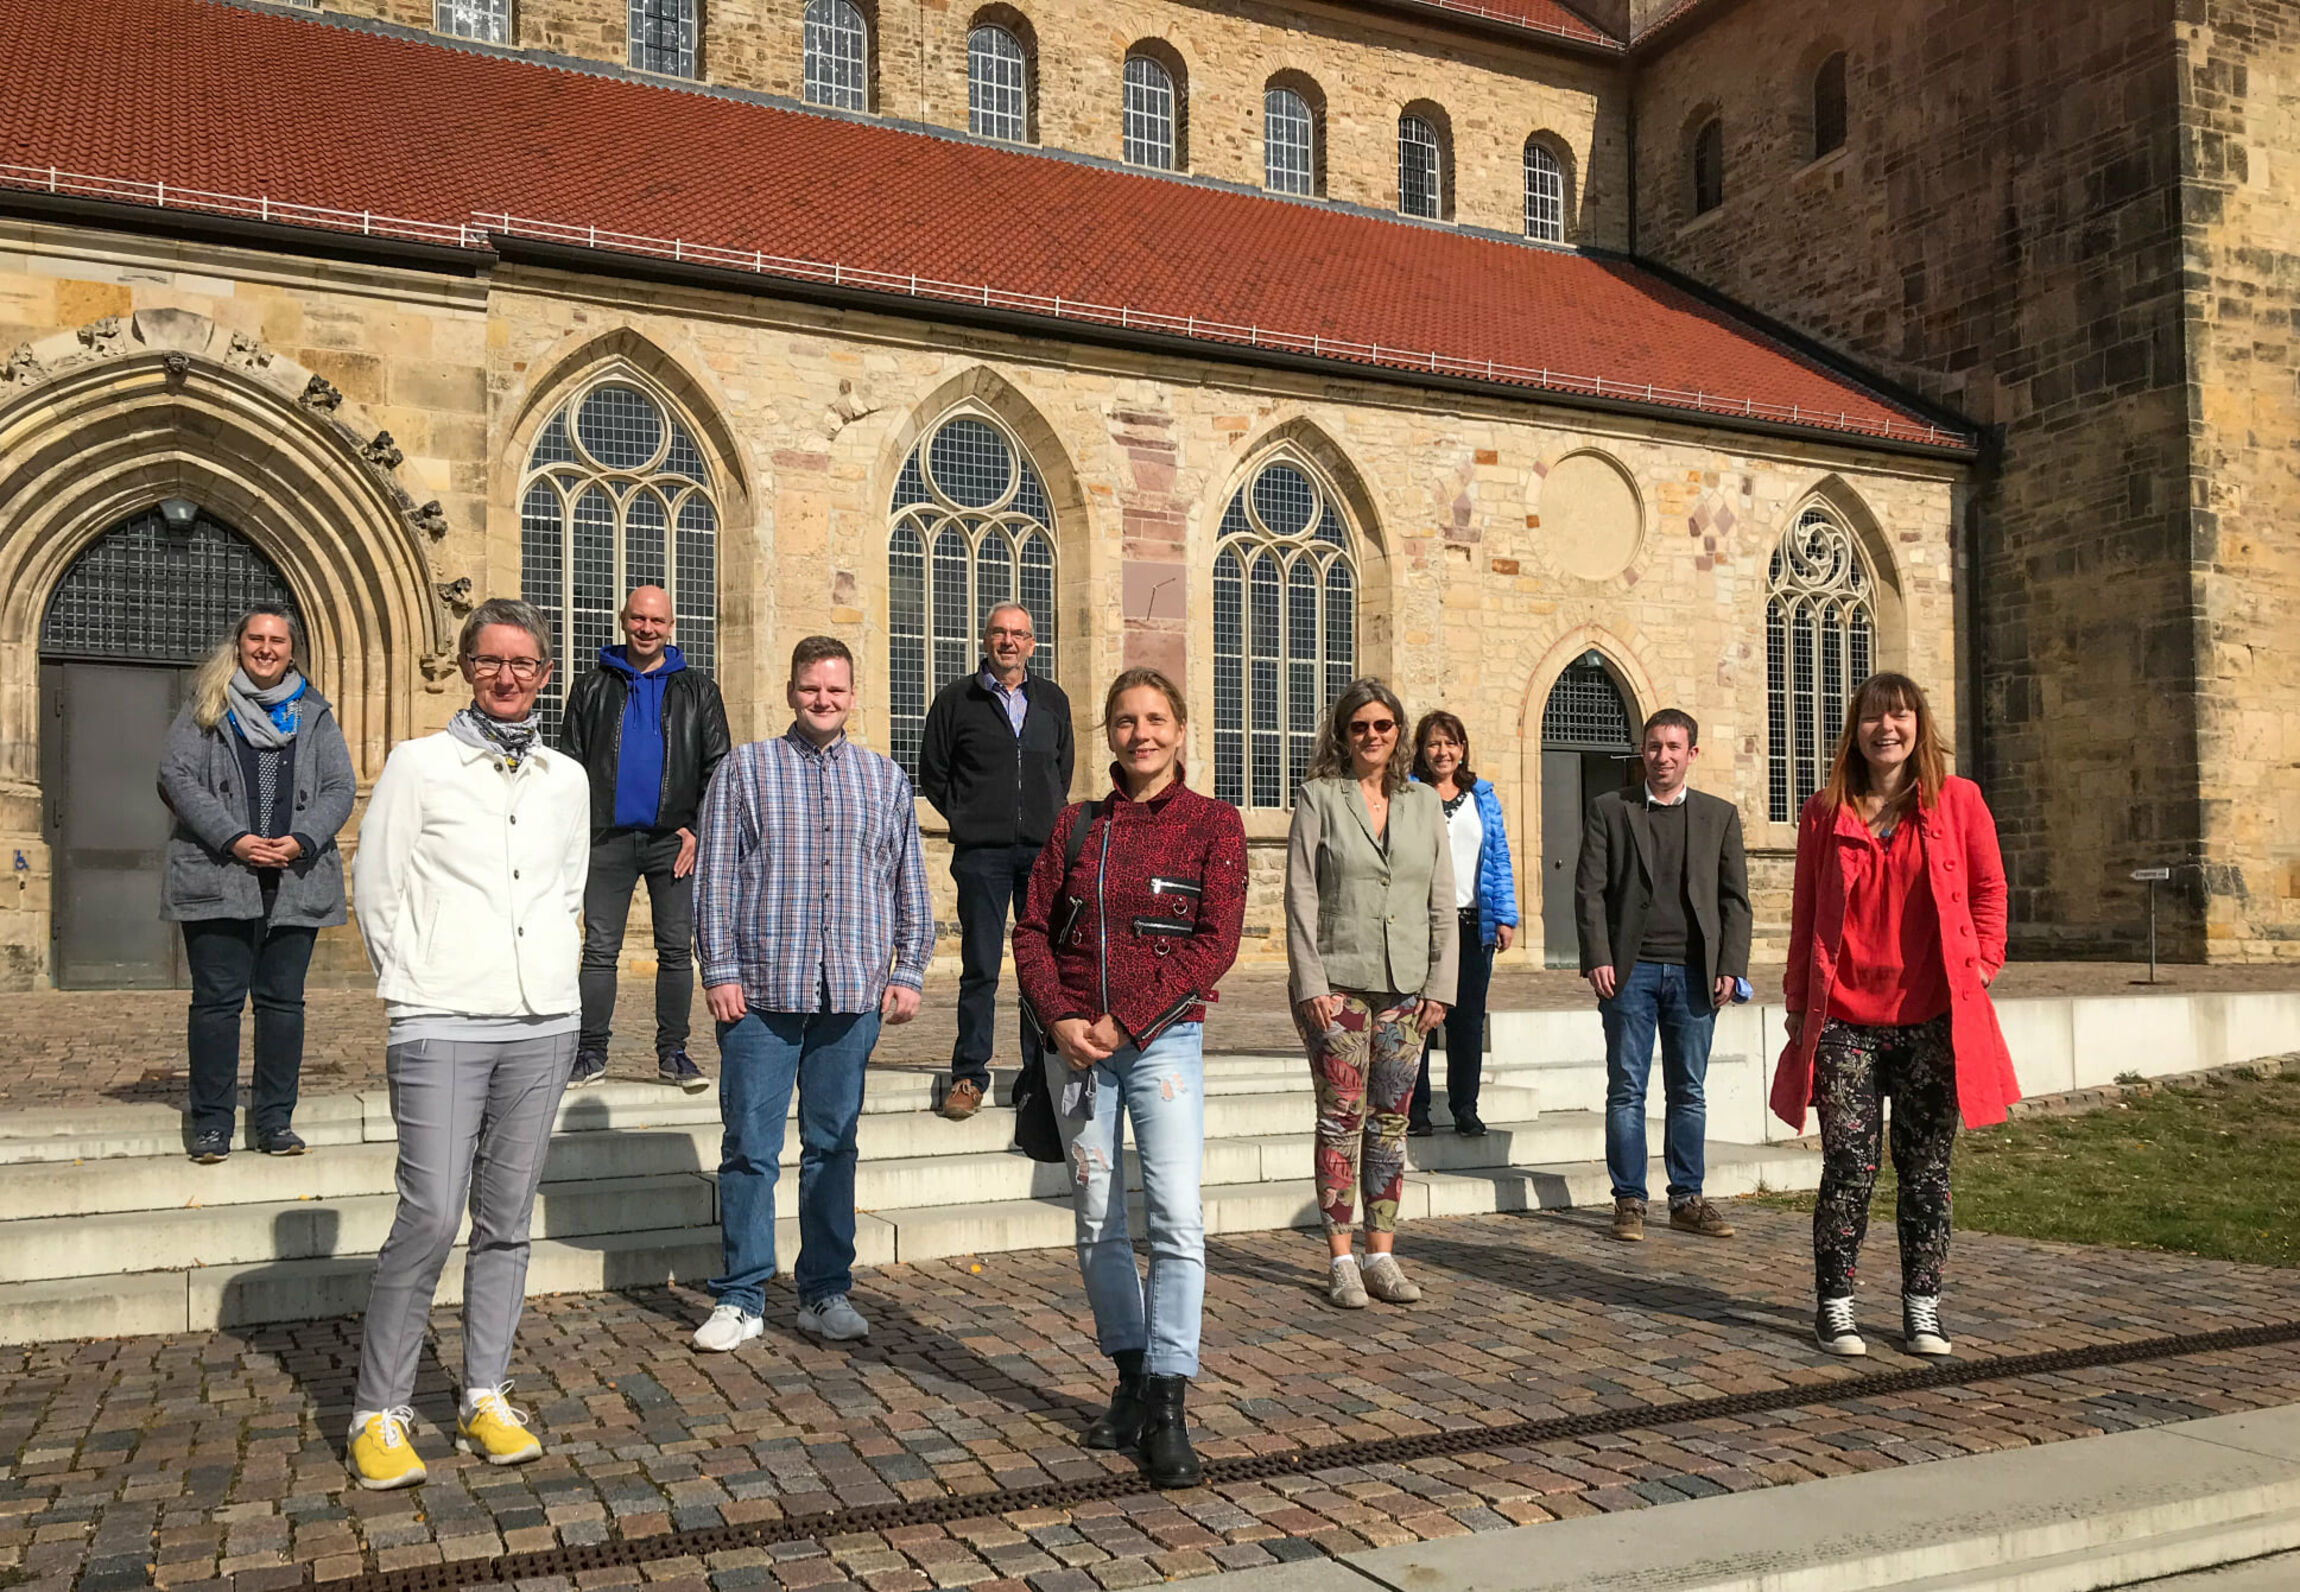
[580,827,696,1056]
[1413,907,1495,1126]
[950,841,1042,1088]
[183,917,318,1141]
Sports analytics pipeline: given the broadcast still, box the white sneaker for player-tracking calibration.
[691,1303,763,1353]
[797,1293,870,1342]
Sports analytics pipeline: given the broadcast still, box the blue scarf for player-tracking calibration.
[225,669,306,751]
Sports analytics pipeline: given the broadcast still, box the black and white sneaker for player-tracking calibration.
[258,1128,308,1156]
[1815,1296,1866,1356]
[189,1128,232,1165]
[657,1050,710,1094]
[568,1049,608,1089]
[1902,1294,1952,1357]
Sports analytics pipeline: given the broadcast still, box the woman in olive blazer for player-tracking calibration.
[1285,677,1456,1309]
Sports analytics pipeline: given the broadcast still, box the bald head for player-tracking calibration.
[621,585,674,670]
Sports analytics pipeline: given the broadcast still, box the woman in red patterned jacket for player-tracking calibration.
[1013,667,1247,1490]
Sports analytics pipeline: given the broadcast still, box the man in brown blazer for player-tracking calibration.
[1574,708,1751,1244]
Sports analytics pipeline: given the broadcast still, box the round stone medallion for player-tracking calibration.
[1539,452,1643,581]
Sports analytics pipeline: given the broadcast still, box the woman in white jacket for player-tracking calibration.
[344,598,591,1490]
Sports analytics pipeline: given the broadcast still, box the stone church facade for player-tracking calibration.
[4,0,2283,987]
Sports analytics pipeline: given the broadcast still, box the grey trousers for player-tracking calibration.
[352,1032,575,1413]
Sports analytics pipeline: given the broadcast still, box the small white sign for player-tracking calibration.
[2131,867,2173,881]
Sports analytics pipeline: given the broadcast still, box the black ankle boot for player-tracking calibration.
[1084,1349,1147,1451]
[1136,1373,1202,1488]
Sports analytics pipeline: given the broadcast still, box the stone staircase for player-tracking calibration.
[0,1048,1818,1345]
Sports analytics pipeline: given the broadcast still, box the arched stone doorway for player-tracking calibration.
[38,504,300,988]
[1537,651,1640,967]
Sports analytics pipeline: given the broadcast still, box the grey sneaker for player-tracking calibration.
[657,1050,709,1094]
[1327,1255,1369,1309]
[797,1294,870,1342]
[691,1304,762,1353]
[568,1050,607,1089]
[1360,1252,1422,1304]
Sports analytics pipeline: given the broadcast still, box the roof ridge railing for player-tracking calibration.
[0,163,1964,448]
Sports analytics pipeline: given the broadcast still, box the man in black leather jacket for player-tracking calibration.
[918,603,1073,1119]
[559,586,732,1091]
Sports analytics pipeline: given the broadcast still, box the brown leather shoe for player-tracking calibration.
[1610,1196,1646,1242]
[1669,1196,1736,1238]
[940,1079,985,1121]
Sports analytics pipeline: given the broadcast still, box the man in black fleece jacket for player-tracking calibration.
[918,603,1073,1119]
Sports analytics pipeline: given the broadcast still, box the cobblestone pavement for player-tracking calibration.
[3,1204,2299,1591]
[8,960,2297,1113]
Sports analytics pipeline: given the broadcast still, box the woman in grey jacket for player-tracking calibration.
[157,603,355,1163]
[1285,678,1457,1309]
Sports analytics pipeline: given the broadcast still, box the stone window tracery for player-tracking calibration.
[969,24,1030,142]
[519,379,719,741]
[804,0,870,111]
[1212,457,1357,809]
[436,0,510,43]
[887,414,1059,780]
[1766,506,1875,821]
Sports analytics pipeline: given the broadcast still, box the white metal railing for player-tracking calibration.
[0,161,1966,448]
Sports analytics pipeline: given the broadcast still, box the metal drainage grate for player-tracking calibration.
[327,1318,2300,1591]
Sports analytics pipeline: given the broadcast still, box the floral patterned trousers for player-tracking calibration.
[1812,1012,1958,1299]
[1296,990,1422,1235]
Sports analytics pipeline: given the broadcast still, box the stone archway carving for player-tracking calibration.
[0,309,471,788]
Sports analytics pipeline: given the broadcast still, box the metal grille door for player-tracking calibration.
[41,508,297,664]
[1539,655,1637,967]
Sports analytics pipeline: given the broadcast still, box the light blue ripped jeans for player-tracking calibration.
[1045,1022,1206,1378]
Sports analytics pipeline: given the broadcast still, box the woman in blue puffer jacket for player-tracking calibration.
[1407,711,1517,1136]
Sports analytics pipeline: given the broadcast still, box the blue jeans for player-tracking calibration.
[1600,961,1715,1203]
[711,1005,880,1312]
[1045,1023,1206,1378]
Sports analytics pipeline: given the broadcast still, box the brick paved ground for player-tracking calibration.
[9,960,2298,1113]
[3,1203,2299,1591]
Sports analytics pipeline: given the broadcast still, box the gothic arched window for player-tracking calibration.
[888,414,1059,779]
[804,0,870,111]
[520,380,719,741]
[1524,139,1566,242]
[968,24,1030,141]
[1213,458,1357,808]
[1766,506,1875,821]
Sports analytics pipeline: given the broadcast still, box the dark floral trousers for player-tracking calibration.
[1812,1012,1958,1299]
[1295,990,1421,1235]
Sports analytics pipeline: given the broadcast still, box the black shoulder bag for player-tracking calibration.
[1012,800,1102,1163]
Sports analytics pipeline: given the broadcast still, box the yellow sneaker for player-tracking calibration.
[456,1385,543,1466]
[346,1407,427,1490]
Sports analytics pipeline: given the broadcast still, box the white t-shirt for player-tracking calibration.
[1445,792,1483,911]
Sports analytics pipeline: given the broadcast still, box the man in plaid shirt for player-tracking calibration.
[689,635,932,1352]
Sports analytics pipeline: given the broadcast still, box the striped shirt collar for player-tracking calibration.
[782,723,849,760]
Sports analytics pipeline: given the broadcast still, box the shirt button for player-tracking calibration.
[513,870,520,879]
[509,815,517,825]
[517,927,524,937]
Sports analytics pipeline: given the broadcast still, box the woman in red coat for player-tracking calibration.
[1771,672,2015,1361]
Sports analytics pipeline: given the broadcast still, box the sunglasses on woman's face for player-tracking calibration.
[1348,718,1397,737]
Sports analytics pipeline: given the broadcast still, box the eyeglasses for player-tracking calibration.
[986,627,1035,643]
[1348,718,1397,737]
[467,656,545,682]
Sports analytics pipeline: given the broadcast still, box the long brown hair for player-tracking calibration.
[1306,677,1413,794]
[1820,672,1947,825]
[1410,709,1476,790]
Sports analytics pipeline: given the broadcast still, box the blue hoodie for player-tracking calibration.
[603,643,686,830]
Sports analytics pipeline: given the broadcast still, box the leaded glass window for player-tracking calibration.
[1265,86,1314,196]
[1122,55,1176,169]
[804,0,869,111]
[520,381,719,740]
[630,0,697,77]
[969,26,1028,142]
[1213,458,1356,808]
[436,0,510,42]
[1766,507,1875,821]
[1399,115,1441,219]
[1525,140,1565,242]
[888,414,1059,779]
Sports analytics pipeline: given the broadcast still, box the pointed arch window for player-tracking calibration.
[804,0,870,111]
[969,25,1029,141]
[888,414,1059,779]
[519,379,719,741]
[1766,506,1875,821]
[1212,458,1357,808]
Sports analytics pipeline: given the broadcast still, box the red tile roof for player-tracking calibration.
[0,0,1968,451]
[1370,0,1618,48]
